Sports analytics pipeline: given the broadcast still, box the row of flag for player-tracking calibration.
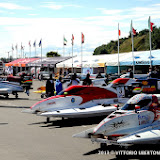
[12,32,84,51]
[64,33,84,46]
[117,16,154,75]
[118,16,154,37]
[12,39,42,51]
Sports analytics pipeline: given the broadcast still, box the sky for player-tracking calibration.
[0,0,160,58]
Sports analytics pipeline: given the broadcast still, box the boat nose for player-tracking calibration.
[93,122,105,135]
[117,137,133,144]
[30,95,60,110]
[30,101,40,110]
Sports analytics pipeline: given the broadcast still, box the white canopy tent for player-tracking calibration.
[120,49,160,66]
[56,51,142,68]
[56,49,160,74]
[56,55,106,68]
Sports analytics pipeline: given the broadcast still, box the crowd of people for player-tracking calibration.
[40,66,160,98]
[45,72,95,98]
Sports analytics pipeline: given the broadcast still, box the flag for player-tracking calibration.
[148,16,154,32]
[150,22,154,32]
[119,29,121,36]
[132,27,136,35]
[64,37,67,45]
[39,39,42,47]
[81,32,84,43]
[29,41,31,47]
[131,20,136,35]
[71,34,74,45]
[33,41,36,47]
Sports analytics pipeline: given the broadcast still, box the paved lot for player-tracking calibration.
[0,80,116,160]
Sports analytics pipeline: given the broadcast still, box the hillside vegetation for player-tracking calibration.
[93,26,160,55]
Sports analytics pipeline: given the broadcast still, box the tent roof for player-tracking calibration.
[120,49,160,66]
[6,50,160,68]
[27,57,71,67]
[56,52,141,68]
[57,49,160,68]
[5,58,39,67]
[57,55,108,68]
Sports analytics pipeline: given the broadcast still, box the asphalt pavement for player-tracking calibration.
[0,80,116,160]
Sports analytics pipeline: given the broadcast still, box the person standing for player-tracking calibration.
[129,69,133,78]
[68,73,80,86]
[55,77,63,95]
[96,71,103,78]
[46,74,55,97]
[83,73,92,86]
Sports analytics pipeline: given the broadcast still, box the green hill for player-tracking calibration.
[93,26,160,55]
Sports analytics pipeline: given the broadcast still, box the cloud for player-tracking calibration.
[0,11,149,57]
[1,2,160,58]
[28,13,39,16]
[152,3,160,6]
[98,4,160,22]
[136,0,152,1]
[0,16,113,57]
[0,2,32,10]
[41,2,82,10]
[42,2,63,10]
[97,8,123,15]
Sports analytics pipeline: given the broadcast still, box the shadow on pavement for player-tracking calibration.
[0,123,8,125]
[0,96,29,100]
[83,148,101,155]
[0,105,29,108]
[29,116,107,128]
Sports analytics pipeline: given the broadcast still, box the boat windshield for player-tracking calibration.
[58,90,64,95]
[121,104,135,110]
[121,99,151,110]
[58,87,85,95]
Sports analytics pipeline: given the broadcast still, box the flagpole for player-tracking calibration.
[15,45,16,59]
[16,44,18,59]
[30,45,31,58]
[29,41,31,58]
[81,33,83,74]
[131,20,135,75]
[35,44,36,57]
[72,43,73,73]
[63,36,65,74]
[12,45,13,59]
[34,40,36,57]
[41,39,42,65]
[21,43,22,58]
[149,29,152,68]
[118,23,120,75]
[63,39,65,57]
[71,34,74,73]
[23,47,25,58]
[149,16,152,68]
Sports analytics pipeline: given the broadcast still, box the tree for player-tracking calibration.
[93,26,160,55]
[46,51,60,57]
[93,45,109,55]
[152,27,160,49]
